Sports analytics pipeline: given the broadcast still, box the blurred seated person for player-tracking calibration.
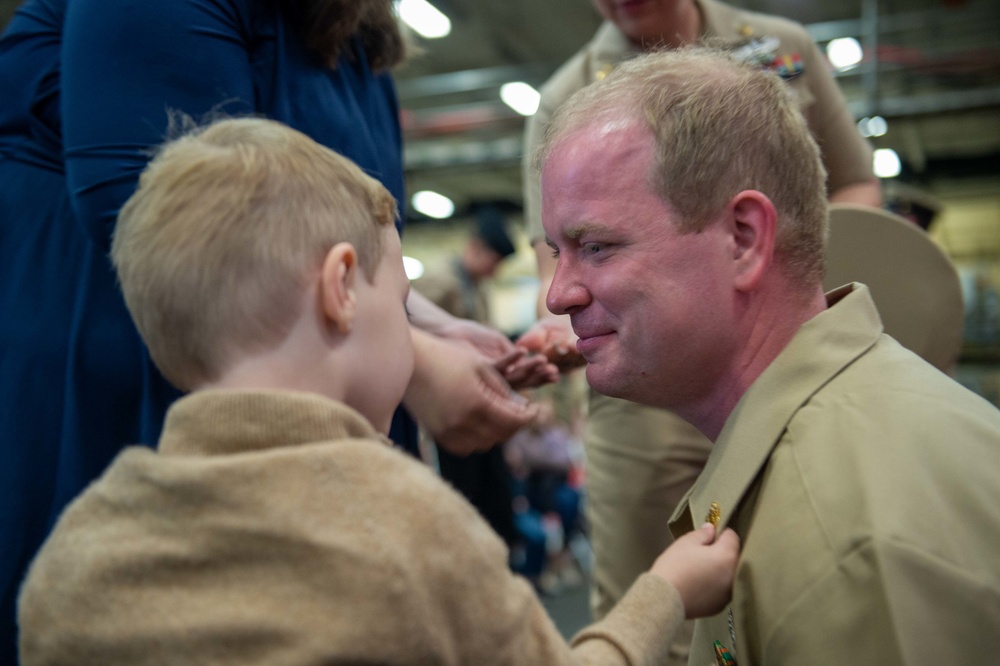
[505,392,588,593]
[18,117,741,665]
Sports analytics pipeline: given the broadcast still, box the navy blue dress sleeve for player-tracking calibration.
[0,0,64,169]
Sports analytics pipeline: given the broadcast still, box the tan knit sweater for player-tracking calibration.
[19,390,684,665]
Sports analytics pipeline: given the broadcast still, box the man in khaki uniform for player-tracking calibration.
[519,4,879,659]
[536,47,1000,665]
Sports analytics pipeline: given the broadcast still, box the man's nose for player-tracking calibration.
[546,262,590,315]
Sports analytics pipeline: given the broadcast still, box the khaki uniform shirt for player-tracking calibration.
[670,284,1000,665]
[524,0,874,242]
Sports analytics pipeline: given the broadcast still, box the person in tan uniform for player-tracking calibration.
[518,3,880,660]
[537,47,1000,665]
[18,117,743,665]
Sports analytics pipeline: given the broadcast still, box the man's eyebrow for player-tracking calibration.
[545,223,614,248]
[564,222,612,240]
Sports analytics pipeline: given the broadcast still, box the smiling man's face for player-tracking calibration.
[541,119,737,412]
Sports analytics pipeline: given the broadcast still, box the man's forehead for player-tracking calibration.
[545,117,652,177]
[542,123,655,225]
[541,114,658,234]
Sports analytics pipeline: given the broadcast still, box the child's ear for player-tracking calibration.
[320,243,359,334]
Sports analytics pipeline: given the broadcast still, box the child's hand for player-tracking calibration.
[651,523,740,618]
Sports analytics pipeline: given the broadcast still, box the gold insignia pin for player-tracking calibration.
[595,63,614,81]
[739,24,754,37]
[706,502,721,529]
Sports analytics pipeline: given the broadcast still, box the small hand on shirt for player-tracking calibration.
[652,523,741,619]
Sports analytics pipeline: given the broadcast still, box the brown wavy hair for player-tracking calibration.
[285,0,405,71]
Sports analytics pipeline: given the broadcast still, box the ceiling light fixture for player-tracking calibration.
[858,116,888,138]
[395,0,451,39]
[873,148,901,178]
[403,256,425,281]
[411,190,455,218]
[500,82,541,116]
[826,37,863,70]
[868,116,888,137]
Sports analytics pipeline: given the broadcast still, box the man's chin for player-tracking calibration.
[585,366,627,400]
[586,364,666,408]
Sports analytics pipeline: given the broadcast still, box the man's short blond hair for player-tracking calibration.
[537,47,829,286]
[112,117,397,391]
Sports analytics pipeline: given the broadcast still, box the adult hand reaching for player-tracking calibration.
[493,348,560,390]
[433,319,559,390]
[434,317,515,361]
[407,288,514,360]
[406,287,556,405]
[404,328,540,455]
[516,316,586,372]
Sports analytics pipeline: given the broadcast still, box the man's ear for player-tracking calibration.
[320,242,359,334]
[728,190,777,292]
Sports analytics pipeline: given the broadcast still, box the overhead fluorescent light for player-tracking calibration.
[500,82,541,116]
[867,115,888,137]
[396,0,451,39]
[858,116,889,138]
[403,256,425,280]
[826,37,862,70]
[873,148,901,178]
[411,190,455,218]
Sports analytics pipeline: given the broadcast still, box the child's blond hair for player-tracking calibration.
[112,117,397,390]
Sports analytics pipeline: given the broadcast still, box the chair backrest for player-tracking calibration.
[823,203,964,372]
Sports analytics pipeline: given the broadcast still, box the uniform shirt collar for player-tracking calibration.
[157,389,388,457]
[670,283,883,536]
